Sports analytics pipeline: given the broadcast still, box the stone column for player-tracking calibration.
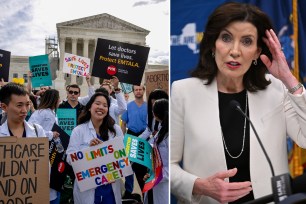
[71,37,78,84]
[55,37,67,100]
[81,38,89,86]
[58,37,66,79]
[91,38,98,86]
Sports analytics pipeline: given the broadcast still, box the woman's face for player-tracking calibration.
[214,21,261,81]
[89,96,108,121]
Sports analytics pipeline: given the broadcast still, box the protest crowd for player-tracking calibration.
[0,73,169,204]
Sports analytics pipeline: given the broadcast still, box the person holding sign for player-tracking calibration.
[28,89,62,203]
[101,76,127,125]
[0,83,48,201]
[66,92,124,204]
[0,83,46,138]
[143,99,169,204]
[27,71,51,106]
[139,89,169,140]
[28,89,61,140]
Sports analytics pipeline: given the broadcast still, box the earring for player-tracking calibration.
[212,52,215,58]
[253,59,257,65]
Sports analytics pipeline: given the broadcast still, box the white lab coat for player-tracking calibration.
[66,120,124,204]
[28,108,59,201]
[110,93,127,125]
[0,120,46,138]
[0,120,57,200]
[28,108,58,140]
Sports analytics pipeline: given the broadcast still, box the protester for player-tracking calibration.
[66,93,124,204]
[101,76,127,125]
[121,85,148,199]
[28,89,61,203]
[144,98,169,204]
[28,89,60,140]
[170,2,306,204]
[59,84,86,121]
[62,74,95,106]
[139,89,169,140]
[0,82,45,138]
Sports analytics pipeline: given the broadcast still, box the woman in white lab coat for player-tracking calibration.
[66,92,124,204]
[144,98,169,204]
[28,89,61,140]
[28,89,61,203]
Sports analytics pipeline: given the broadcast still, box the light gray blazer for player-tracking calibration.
[170,75,306,204]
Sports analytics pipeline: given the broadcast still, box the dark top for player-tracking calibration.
[9,127,26,138]
[218,90,254,203]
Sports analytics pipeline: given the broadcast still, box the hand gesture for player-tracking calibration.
[143,173,150,181]
[111,76,119,89]
[89,138,103,146]
[53,131,60,138]
[193,168,252,203]
[0,78,6,87]
[260,29,297,88]
[28,71,33,78]
[86,73,91,81]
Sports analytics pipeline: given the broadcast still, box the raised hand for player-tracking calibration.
[260,29,301,91]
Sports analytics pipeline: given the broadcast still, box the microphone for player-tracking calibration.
[244,174,306,204]
[230,100,292,203]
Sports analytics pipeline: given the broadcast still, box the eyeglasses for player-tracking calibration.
[68,91,79,95]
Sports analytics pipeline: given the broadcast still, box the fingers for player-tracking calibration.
[263,29,284,57]
[215,168,237,180]
[90,138,103,146]
[143,173,150,181]
[260,54,272,68]
[111,76,119,86]
[53,131,60,138]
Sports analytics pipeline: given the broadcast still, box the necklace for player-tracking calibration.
[221,92,248,159]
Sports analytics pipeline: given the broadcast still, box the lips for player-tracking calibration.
[96,111,106,115]
[226,61,241,69]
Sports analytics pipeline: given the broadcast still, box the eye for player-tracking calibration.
[221,33,231,42]
[242,37,253,46]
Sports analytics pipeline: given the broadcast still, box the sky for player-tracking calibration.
[0,0,169,65]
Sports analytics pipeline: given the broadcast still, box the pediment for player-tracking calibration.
[56,13,149,34]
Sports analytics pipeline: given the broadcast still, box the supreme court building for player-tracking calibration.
[10,13,168,99]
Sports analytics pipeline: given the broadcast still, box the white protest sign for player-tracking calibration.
[63,53,90,77]
[69,137,133,192]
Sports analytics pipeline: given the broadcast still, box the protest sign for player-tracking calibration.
[56,108,77,136]
[0,49,11,82]
[0,137,49,203]
[69,137,133,192]
[143,145,163,192]
[63,53,90,77]
[124,134,153,170]
[49,124,71,191]
[145,70,169,99]
[29,54,52,87]
[92,38,150,85]
[120,82,133,94]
